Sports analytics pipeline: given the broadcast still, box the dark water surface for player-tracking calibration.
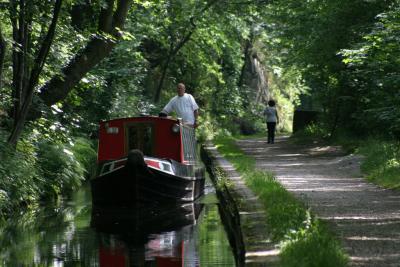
[0,181,235,266]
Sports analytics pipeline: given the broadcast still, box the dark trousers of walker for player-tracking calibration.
[267,122,276,144]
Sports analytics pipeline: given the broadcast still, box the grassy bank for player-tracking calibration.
[357,139,400,189]
[214,135,349,267]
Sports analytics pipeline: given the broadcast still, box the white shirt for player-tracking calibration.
[162,93,199,125]
[264,106,278,123]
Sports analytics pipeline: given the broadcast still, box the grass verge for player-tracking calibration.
[357,139,400,189]
[214,135,349,267]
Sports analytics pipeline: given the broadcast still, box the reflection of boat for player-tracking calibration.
[145,226,199,266]
[91,202,203,238]
[91,116,205,206]
[91,203,203,267]
[97,225,200,267]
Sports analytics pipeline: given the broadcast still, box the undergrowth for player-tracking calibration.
[357,139,400,189]
[0,129,97,217]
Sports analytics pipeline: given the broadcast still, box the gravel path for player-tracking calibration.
[236,136,400,267]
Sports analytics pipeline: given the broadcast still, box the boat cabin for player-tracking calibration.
[97,116,197,165]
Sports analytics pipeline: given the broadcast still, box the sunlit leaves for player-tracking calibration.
[133,0,156,8]
[340,2,400,136]
[260,0,397,135]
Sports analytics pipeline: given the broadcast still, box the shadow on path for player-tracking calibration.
[237,136,400,267]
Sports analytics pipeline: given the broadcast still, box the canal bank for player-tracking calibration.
[201,141,280,267]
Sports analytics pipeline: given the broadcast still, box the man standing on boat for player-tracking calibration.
[160,83,199,128]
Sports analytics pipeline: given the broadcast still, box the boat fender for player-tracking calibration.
[127,149,146,168]
[158,112,167,118]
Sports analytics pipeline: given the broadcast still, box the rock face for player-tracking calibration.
[240,50,270,106]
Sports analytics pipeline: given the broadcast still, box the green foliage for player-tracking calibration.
[340,2,400,137]
[0,131,41,213]
[70,137,97,179]
[290,123,329,144]
[246,170,307,241]
[36,140,85,199]
[280,218,349,267]
[236,111,266,136]
[262,0,395,136]
[196,112,218,142]
[0,124,95,215]
[358,139,400,189]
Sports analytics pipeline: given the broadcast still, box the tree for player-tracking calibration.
[8,0,62,146]
[0,24,5,90]
[261,0,395,135]
[341,2,400,137]
[6,0,132,146]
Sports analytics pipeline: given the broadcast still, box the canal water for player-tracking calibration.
[0,180,236,266]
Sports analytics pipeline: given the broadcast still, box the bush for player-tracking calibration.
[36,141,85,199]
[280,219,348,267]
[0,128,96,216]
[196,112,219,142]
[0,131,41,213]
[358,139,400,189]
[70,137,97,179]
[290,123,329,144]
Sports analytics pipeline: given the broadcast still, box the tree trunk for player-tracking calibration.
[8,0,62,146]
[237,35,253,89]
[38,0,132,107]
[22,0,33,102]
[329,99,340,139]
[154,43,173,103]
[0,25,6,90]
[10,0,23,122]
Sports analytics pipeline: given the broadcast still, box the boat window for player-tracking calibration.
[143,126,153,155]
[182,126,197,163]
[126,123,154,156]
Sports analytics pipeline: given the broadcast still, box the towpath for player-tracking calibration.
[236,136,400,267]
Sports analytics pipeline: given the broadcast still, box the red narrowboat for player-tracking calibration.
[91,116,205,206]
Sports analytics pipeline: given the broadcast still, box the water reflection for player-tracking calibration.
[0,183,235,266]
[98,224,199,267]
[91,202,203,236]
[92,203,203,266]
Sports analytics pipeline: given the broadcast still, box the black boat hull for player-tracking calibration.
[91,163,205,206]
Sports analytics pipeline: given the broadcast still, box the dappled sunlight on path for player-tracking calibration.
[237,136,400,267]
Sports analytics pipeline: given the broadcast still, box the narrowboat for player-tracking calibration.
[90,116,205,206]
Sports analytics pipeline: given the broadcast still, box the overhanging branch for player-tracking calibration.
[38,0,132,107]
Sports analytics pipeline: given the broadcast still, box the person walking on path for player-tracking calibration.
[263,100,279,144]
[160,83,199,128]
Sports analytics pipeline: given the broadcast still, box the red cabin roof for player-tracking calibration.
[97,116,185,163]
